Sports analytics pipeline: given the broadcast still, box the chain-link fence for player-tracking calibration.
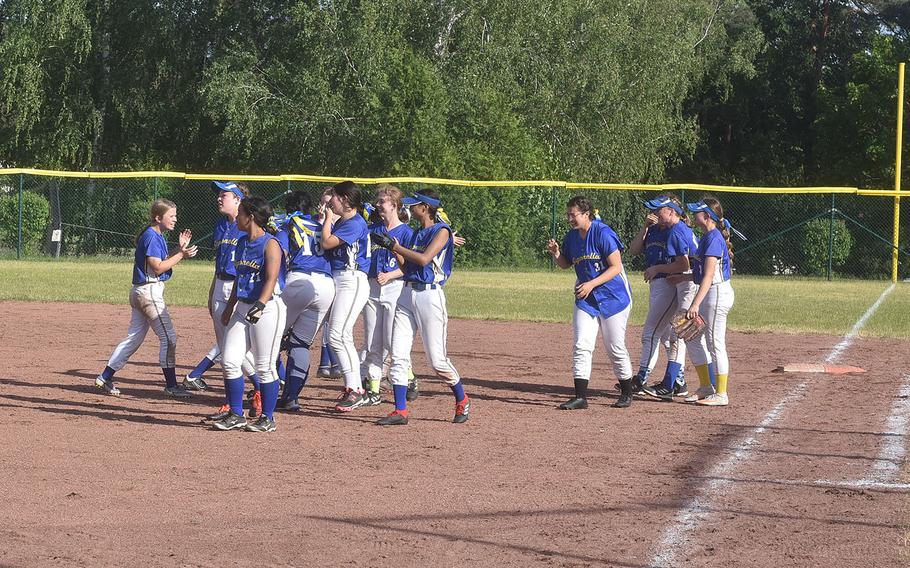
[1,172,908,280]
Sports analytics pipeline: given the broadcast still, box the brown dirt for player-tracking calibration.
[1,301,906,567]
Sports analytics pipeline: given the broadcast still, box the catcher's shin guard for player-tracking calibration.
[613,379,633,408]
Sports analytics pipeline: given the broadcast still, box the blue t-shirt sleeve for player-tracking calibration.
[140,231,167,260]
[666,226,690,257]
[703,231,726,258]
[333,217,366,246]
[597,225,621,257]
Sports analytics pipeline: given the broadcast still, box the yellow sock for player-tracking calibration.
[695,364,711,389]
[369,378,381,394]
[716,373,728,395]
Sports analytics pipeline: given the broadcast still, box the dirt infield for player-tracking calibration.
[2,301,907,567]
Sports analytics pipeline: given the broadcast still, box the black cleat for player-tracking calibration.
[377,410,409,426]
[558,397,589,410]
[613,379,633,408]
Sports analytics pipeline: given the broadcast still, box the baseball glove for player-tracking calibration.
[671,310,706,342]
[370,231,396,250]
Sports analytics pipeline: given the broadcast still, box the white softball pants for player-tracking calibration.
[222,297,287,384]
[328,270,370,390]
[390,285,460,387]
[572,303,633,383]
[203,278,255,376]
[107,282,176,370]
[639,278,680,371]
[361,279,404,381]
[685,280,734,374]
[283,271,336,345]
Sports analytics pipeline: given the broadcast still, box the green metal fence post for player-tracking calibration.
[827,193,835,281]
[17,174,23,259]
[153,177,159,200]
[550,186,557,270]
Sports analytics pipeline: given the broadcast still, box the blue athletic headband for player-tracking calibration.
[686,200,720,222]
[643,197,684,215]
[402,192,441,208]
[211,181,245,200]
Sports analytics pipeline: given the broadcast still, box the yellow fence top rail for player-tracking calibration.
[0,168,904,196]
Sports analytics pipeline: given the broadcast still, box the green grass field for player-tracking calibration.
[3,259,908,337]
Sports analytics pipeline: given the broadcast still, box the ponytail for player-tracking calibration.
[718,217,734,263]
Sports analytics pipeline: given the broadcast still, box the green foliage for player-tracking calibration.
[800,217,853,276]
[0,190,50,251]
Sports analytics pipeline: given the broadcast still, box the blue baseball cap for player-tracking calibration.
[211,181,245,199]
[402,192,441,208]
[686,200,720,222]
[643,197,683,215]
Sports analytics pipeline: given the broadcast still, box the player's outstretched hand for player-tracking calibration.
[178,229,193,248]
[546,239,559,256]
[453,234,467,248]
[183,245,198,258]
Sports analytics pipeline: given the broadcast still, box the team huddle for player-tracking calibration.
[94,182,736,432]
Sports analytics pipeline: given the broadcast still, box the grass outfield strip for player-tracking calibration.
[3,259,908,338]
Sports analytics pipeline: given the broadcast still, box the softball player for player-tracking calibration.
[95,199,198,397]
[672,197,735,406]
[213,196,287,431]
[546,195,635,410]
[275,191,336,411]
[184,182,263,418]
[629,194,700,400]
[371,189,469,425]
[360,184,413,405]
[321,181,372,411]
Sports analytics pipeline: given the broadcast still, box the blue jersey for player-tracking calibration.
[691,228,732,285]
[213,218,244,280]
[403,222,453,285]
[284,214,332,276]
[234,233,286,302]
[368,222,414,278]
[561,220,632,318]
[644,222,698,279]
[325,214,370,273]
[133,226,171,285]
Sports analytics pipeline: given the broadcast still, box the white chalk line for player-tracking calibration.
[869,374,910,483]
[649,284,897,568]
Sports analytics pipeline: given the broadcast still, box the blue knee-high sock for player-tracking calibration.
[249,373,261,391]
[225,376,244,415]
[188,357,215,379]
[707,362,717,388]
[261,380,280,420]
[662,362,683,390]
[163,367,177,388]
[451,381,466,403]
[101,366,116,381]
[319,345,332,368]
[275,356,286,383]
[393,385,408,411]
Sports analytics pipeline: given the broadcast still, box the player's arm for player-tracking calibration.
[376,268,404,286]
[320,209,344,250]
[257,240,282,305]
[687,256,718,318]
[628,214,658,256]
[207,275,216,317]
[221,281,238,326]
[147,229,197,274]
[546,239,572,269]
[392,229,449,267]
[576,249,623,299]
[644,255,690,282]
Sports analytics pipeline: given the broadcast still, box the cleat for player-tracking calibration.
[363,391,382,406]
[642,384,674,401]
[558,397,588,410]
[316,366,333,378]
[246,388,256,400]
[673,380,688,397]
[276,398,301,412]
[164,385,192,398]
[335,388,367,412]
[406,377,419,402]
[95,376,121,397]
[696,392,729,406]
[245,415,277,432]
[207,404,231,421]
[613,379,633,408]
[213,412,247,431]
[329,366,343,379]
[616,373,647,394]
[377,410,409,426]
[684,386,715,403]
[453,396,470,423]
[248,390,262,418]
[182,375,208,391]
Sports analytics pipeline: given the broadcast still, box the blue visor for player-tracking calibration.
[686,201,720,222]
[402,193,441,208]
[211,181,245,199]
[643,197,683,215]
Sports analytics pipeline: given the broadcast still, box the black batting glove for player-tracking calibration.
[246,301,266,324]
